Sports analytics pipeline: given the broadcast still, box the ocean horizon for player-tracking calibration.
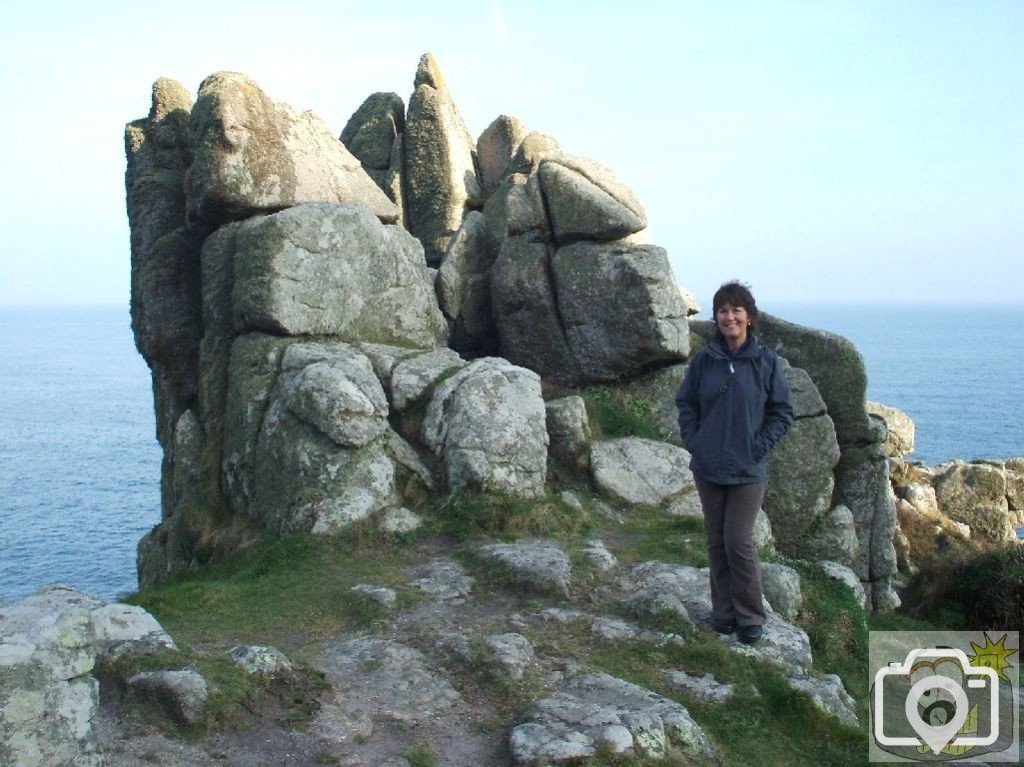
[1,302,1021,604]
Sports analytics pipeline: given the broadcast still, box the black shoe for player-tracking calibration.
[712,619,737,635]
[738,625,763,644]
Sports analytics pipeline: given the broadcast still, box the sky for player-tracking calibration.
[0,0,1021,309]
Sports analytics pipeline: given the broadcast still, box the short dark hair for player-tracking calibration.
[712,280,759,333]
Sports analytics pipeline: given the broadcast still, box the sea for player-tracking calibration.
[1,304,1022,604]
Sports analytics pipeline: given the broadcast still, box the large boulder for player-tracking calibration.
[764,414,841,552]
[277,342,390,448]
[0,587,104,767]
[477,115,528,196]
[203,334,402,540]
[186,71,397,226]
[510,672,713,764]
[538,154,648,244]
[552,240,689,381]
[1,587,177,767]
[251,342,399,534]
[230,203,446,346]
[482,171,551,241]
[867,401,915,457]
[422,358,548,498]
[490,236,579,384]
[590,438,695,510]
[763,363,840,553]
[435,211,501,356]
[932,460,1016,543]
[758,313,873,446]
[340,92,405,176]
[389,347,466,412]
[403,54,481,264]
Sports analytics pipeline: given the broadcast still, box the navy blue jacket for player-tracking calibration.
[675,335,794,485]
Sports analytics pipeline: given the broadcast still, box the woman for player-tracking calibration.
[676,281,794,644]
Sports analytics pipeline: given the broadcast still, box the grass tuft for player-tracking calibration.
[581,386,669,441]
[429,490,589,542]
[400,743,439,767]
[900,541,1024,630]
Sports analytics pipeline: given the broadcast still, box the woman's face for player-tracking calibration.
[715,303,749,349]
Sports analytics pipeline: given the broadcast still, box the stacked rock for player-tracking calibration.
[126,54,901,615]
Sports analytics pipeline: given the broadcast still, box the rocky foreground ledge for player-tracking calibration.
[2,517,866,766]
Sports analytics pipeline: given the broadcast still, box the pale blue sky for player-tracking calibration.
[0,0,1020,308]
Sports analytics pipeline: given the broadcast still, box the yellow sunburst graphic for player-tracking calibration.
[967,633,1018,682]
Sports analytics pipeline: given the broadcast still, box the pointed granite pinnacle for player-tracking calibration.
[414,52,446,90]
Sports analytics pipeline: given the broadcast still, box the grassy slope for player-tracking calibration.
[123,386,953,766]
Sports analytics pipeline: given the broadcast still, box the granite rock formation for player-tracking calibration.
[125,53,908,617]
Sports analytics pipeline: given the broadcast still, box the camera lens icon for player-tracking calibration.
[874,647,1000,755]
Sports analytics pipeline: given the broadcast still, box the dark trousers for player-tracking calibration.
[695,476,767,627]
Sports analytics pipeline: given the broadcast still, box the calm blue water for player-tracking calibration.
[0,304,1021,603]
[0,307,160,603]
[770,303,1024,466]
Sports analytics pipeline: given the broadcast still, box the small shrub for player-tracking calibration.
[432,491,587,541]
[401,743,439,767]
[581,386,668,441]
[791,562,869,699]
[910,543,1024,630]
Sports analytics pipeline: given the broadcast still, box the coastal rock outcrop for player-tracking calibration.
[0,587,178,767]
[125,53,911,618]
[124,77,202,528]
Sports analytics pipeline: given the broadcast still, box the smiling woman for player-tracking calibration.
[676,280,795,645]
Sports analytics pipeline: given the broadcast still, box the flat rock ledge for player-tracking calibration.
[662,670,735,703]
[478,540,572,596]
[317,638,465,727]
[510,672,714,765]
[127,668,208,726]
[590,438,695,508]
[786,673,860,728]
[407,557,475,600]
[626,562,814,672]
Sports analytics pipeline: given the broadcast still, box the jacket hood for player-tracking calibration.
[704,334,765,361]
